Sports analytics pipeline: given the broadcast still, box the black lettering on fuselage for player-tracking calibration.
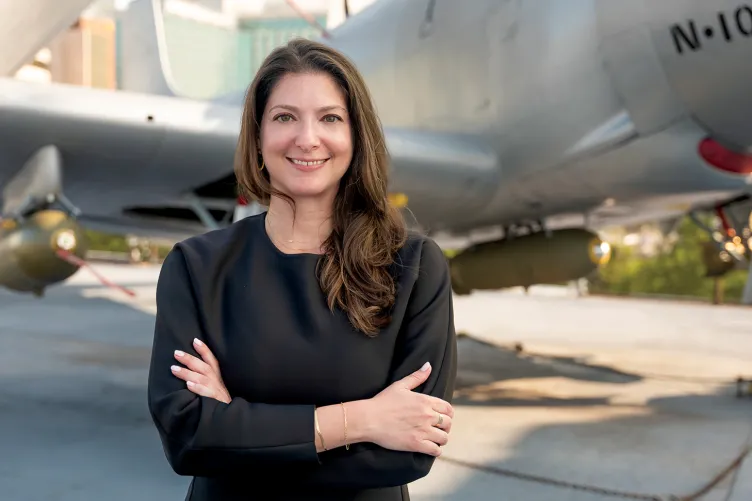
[736,6,752,36]
[672,4,752,55]
[719,11,733,40]
[671,21,700,54]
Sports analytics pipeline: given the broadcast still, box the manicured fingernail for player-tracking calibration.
[186,381,195,388]
[174,350,184,357]
[193,338,203,347]
[420,362,430,371]
[171,365,181,372]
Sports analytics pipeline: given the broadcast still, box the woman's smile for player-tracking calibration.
[287,157,330,172]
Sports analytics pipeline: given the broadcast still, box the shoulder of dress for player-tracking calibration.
[394,231,448,280]
[392,231,451,309]
[171,214,261,265]
[400,231,444,261]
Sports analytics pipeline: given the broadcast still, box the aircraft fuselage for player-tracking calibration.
[327,0,752,235]
[0,0,751,243]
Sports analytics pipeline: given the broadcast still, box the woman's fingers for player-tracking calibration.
[419,439,443,457]
[425,395,454,418]
[170,365,204,385]
[173,350,212,376]
[192,338,221,375]
[425,426,450,447]
[171,365,223,399]
[185,381,215,398]
[433,412,453,432]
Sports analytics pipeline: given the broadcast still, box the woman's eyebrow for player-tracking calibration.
[269,104,347,113]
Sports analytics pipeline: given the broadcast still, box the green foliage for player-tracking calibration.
[83,229,130,252]
[83,230,172,261]
[589,217,749,303]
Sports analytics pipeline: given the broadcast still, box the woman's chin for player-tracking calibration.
[277,180,338,200]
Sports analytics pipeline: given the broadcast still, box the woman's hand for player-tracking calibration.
[170,338,232,404]
[364,362,453,457]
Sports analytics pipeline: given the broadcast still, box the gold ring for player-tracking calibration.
[436,413,443,427]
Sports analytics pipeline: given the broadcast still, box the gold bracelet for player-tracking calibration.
[314,407,327,451]
[341,402,349,450]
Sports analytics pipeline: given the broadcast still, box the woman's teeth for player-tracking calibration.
[290,159,327,166]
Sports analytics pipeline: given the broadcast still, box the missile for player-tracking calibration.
[0,145,135,297]
[448,228,612,294]
[0,209,88,296]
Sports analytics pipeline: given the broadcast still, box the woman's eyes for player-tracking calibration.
[273,114,342,123]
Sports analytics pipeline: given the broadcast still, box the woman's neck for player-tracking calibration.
[265,197,334,254]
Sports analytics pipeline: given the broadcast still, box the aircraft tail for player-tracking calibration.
[116,0,179,97]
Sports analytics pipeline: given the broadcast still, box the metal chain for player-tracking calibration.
[439,446,751,501]
[438,456,665,500]
[677,444,752,501]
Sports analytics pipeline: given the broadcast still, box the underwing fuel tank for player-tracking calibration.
[0,210,88,295]
[448,229,612,295]
[597,1,752,152]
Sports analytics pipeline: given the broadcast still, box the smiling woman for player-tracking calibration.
[259,73,353,205]
[234,38,410,335]
[147,38,457,501]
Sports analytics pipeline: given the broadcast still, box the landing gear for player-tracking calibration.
[185,193,222,231]
[743,260,752,305]
[690,201,752,303]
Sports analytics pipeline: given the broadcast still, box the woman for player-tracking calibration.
[147,38,457,501]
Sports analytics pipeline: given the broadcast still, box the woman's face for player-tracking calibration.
[259,72,353,202]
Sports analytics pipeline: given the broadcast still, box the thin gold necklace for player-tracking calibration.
[265,214,323,252]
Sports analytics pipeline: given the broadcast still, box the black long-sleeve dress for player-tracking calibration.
[147,211,457,501]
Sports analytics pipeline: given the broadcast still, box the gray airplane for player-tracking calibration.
[1,0,751,298]
[0,0,94,76]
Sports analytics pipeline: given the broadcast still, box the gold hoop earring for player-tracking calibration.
[259,159,265,171]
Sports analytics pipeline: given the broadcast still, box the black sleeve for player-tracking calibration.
[298,237,458,488]
[147,246,320,477]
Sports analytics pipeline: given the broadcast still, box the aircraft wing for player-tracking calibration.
[0,77,242,240]
[0,77,507,240]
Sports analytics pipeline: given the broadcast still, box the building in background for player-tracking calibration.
[136,0,330,99]
[160,0,328,98]
[49,17,118,89]
[12,0,377,97]
[13,13,118,89]
[140,1,241,98]
[13,0,119,89]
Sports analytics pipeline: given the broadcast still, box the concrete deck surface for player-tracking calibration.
[1,264,749,500]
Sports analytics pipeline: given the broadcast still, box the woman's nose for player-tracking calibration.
[295,121,320,151]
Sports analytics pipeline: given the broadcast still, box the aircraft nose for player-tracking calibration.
[652,1,752,150]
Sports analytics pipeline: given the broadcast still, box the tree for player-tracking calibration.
[589,217,749,303]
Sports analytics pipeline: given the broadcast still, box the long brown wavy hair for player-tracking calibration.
[234,38,407,337]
